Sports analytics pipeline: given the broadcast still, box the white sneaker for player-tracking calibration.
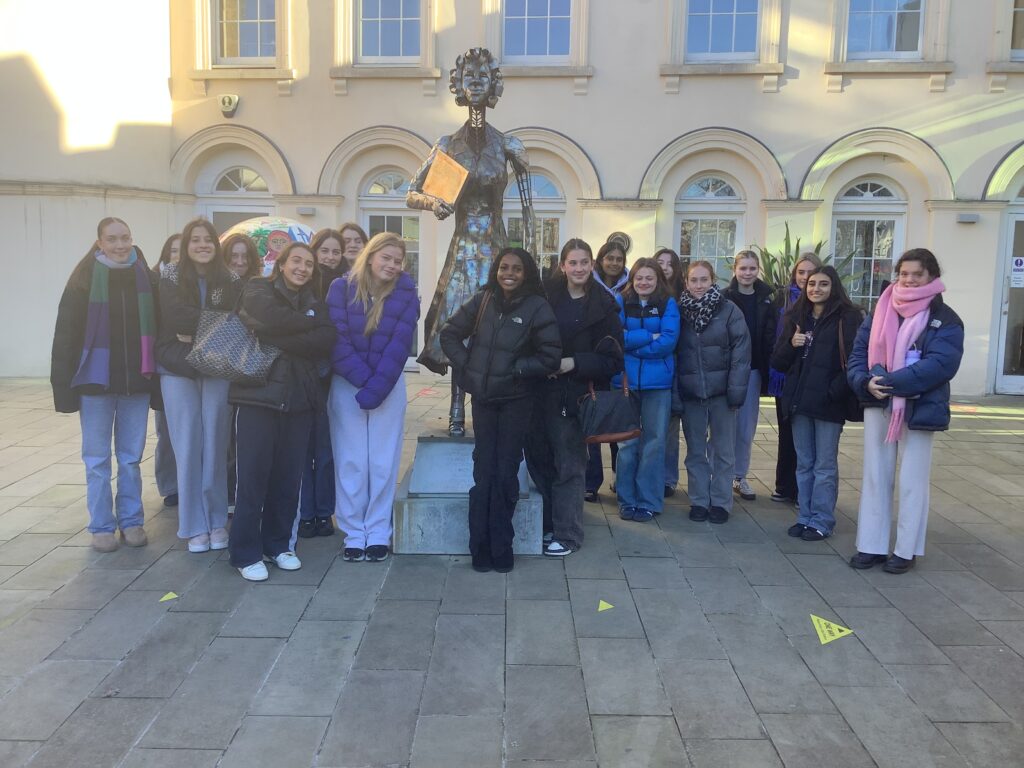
[238,561,269,581]
[188,533,211,553]
[209,528,228,550]
[544,540,576,557]
[733,478,756,501]
[270,551,302,571]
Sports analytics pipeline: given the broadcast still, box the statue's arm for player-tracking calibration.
[406,137,455,220]
[506,135,536,255]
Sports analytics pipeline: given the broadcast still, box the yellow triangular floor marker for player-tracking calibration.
[811,614,853,645]
[598,600,614,612]
[160,592,178,603]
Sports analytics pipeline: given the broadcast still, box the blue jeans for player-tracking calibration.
[733,370,761,479]
[616,389,672,513]
[79,393,150,534]
[665,414,681,488]
[791,414,843,535]
[682,396,737,511]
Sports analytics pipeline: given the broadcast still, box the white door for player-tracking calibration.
[996,215,1024,394]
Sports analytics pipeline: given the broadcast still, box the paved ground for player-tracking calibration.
[1,376,1024,767]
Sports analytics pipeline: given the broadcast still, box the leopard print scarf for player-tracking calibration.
[678,284,723,334]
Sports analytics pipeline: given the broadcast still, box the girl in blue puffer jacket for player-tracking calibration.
[612,258,680,521]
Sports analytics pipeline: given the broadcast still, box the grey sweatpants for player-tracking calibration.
[682,395,737,511]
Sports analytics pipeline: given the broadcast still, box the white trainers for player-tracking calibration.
[188,533,211,553]
[238,561,269,581]
[209,528,228,550]
[733,477,756,501]
[543,539,576,557]
[270,551,302,571]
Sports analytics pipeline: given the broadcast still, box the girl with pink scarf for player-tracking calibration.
[846,249,964,574]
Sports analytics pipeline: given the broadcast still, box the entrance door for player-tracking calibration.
[997,215,1024,394]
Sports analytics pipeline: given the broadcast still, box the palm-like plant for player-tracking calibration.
[749,222,859,295]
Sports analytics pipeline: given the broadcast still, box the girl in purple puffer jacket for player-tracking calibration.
[327,232,420,563]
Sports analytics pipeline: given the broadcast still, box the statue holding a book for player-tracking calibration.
[407,47,535,437]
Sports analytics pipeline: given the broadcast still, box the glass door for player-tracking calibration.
[997,216,1024,394]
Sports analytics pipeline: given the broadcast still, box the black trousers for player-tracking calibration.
[774,397,798,499]
[469,397,533,569]
[229,405,312,568]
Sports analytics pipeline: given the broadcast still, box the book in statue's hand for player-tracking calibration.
[421,149,470,207]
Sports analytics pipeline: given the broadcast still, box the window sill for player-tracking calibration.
[189,68,296,96]
[659,62,784,94]
[823,60,954,93]
[499,65,594,95]
[329,65,442,96]
[987,61,1024,74]
[824,60,953,74]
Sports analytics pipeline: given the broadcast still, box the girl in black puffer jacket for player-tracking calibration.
[227,242,336,581]
[441,248,562,572]
[771,266,863,542]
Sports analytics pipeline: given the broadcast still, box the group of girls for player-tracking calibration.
[53,216,963,579]
[52,217,418,581]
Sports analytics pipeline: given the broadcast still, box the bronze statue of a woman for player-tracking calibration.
[407,47,535,437]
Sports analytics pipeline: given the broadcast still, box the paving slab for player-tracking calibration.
[620,556,685,589]
[40,568,140,610]
[662,531,732,568]
[790,633,896,688]
[942,645,1024,721]
[936,723,1024,768]
[563,527,625,580]
[126,549,215,593]
[722,541,807,586]
[218,715,328,768]
[410,715,503,768]
[834,606,951,665]
[353,599,438,671]
[752,584,844,637]
[878,584,1002,646]
[319,669,425,768]
[0,659,114,740]
[249,619,364,716]
[95,611,226,698]
[631,587,726,660]
[591,715,688,768]
[440,563,506,614]
[0,608,94,676]
[683,566,769,614]
[23,697,163,768]
[2,546,100,591]
[607,516,674,558]
[50,589,170,661]
[420,613,504,715]
[505,556,568,600]
[787,553,889,607]
[578,637,671,715]
[761,713,875,768]
[657,659,764,740]
[0,534,74,566]
[379,555,449,600]
[828,685,967,768]
[505,665,595,763]
[920,570,1024,621]
[568,578,644,638]
[684,739,782,767]
[886,664,1010,722]
[139,637,283,749]
[0,742,39,768]
[506,599,578,666]
[710,614,835,715]
[120,748,222,768]
[302,557,387,620]
[218,584,315,638]
[979,619,1024,655]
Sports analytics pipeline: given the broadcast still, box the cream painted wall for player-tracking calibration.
[4,0,1024,395]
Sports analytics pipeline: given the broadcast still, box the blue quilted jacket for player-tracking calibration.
[327,272,420,410]
[611,295,679,391]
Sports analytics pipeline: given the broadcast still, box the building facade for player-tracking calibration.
[4,0,1024,396]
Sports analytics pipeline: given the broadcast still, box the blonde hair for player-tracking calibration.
[733,249,759,270]
[350,232,406,335]
[686,259,717,283]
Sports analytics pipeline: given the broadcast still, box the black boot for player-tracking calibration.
[448,382,466,437]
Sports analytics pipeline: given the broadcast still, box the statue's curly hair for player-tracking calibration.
[449,47,503,108]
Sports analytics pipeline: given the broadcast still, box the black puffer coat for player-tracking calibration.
[724,278,776,394]
[676,299,751,406]
[537,279,624,416]
[440,289,562,404]
[228,277,336,413]
[51,251,160,413]
[771,306,863,424]
[156,263,242,378]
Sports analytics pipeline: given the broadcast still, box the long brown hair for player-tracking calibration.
[622,257,670,307]
[270,241,321,290]
[221,233,261,280]
[349,232,406,335]
[178,218,232,302]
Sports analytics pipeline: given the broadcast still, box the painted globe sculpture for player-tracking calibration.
[221,216,314,276]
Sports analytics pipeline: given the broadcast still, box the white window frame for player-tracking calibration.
[503,172,566,280]
[500,0,573,65]
[683,0,761,63]
[1013,0,1024,60]
[845,0,925,61]
[357,0,423,65]
[193,0,291,74]
[831,178,907,308]
[214,166,271,193]
[674,174,746,281]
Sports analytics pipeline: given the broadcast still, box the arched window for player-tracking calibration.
[503,172,565,279]
[214,167,269,193]
[360,170,421,357]
[832,177,907,308]
[675,174,745,280]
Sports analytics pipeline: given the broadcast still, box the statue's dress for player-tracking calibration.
[411,121,529,374]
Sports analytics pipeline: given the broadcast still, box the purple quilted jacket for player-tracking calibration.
[327,272,420,410]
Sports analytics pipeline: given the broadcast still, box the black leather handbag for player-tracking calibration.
[185,310,281,385]
[577,339,641,444]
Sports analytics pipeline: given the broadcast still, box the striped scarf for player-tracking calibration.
[71,250,156,388]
